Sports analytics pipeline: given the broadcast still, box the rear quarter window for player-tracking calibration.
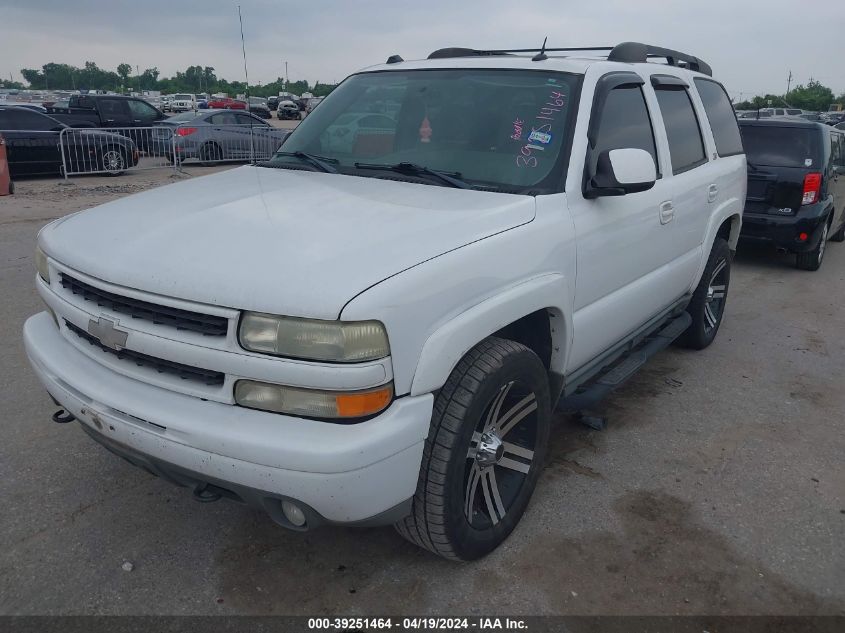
[694,79,743,157]
[739,125,820,168]
[654,87,707,174]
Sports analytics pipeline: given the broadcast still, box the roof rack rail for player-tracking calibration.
[426,42,712,76]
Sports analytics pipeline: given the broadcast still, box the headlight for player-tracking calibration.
[35,246,50,283]
[239,313,389,363]
[235,380,393,419]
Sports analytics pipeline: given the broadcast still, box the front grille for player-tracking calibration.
[60,273,228,337]
[65,320,225,387]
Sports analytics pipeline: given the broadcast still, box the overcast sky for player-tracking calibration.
[3,0,843,100]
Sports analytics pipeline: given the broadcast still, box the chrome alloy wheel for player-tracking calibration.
[704,257,728,333]
[101,149,125,173]
[817,222,829,266]
[464,381,538,528]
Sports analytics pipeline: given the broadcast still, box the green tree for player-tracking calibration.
[786,80,834,112]
[117,63,132,91]
[0,79,25,90]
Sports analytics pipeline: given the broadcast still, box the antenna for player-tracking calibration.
[532,37,548,62]
[238,5,256,164]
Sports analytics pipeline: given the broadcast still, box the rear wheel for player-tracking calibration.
[678,237,731,350]
[795,221,829,271]
[198,142,222,167]
[395,337,550,560]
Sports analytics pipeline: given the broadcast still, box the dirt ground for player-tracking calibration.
[0,167,843,616]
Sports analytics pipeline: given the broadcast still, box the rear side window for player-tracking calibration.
[654,88,706,174]
[694,79,743,157]
[0,109,54,131]
[739,125,819,168]
[831,132,844,166]
[592,86,657,171]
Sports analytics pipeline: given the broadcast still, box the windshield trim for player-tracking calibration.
[268,67,583,196]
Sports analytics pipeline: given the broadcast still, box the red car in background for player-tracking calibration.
[205,97,247,110]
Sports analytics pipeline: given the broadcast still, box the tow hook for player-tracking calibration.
[52,409,76,424]
[192,483,223,503]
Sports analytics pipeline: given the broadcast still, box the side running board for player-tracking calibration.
[557,311,692,414]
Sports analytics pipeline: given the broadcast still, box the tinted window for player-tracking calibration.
[99,99,130,121]
[655,88,706,173]
[592,86,657,172]
[127,99,158,121]
[694,79,743,157]
[209,112,237,125]
[169,111,205,122]
[0,108,56,131]
[234,113,268,126]
[739,125,820,168]
[831,132,844,166]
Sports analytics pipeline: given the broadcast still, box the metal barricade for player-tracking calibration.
[59,126,178,178]
[167,123,290,166]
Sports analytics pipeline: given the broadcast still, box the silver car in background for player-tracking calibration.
[151,110,290,165]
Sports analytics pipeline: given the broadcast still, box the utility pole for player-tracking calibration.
[136,65,140,93]
[285,61,289,91]
[786,70,793,97]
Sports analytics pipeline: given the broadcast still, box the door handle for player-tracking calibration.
[708,184,719,203]
[659,201,675,225]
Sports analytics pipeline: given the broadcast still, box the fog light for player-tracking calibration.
[282,500,306,527]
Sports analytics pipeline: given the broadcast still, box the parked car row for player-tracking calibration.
[0,105,139,177]
[149,110,289,164]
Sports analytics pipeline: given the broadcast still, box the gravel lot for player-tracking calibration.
[1,166,843,616]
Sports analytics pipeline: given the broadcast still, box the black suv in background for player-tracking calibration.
[738,119,845,270]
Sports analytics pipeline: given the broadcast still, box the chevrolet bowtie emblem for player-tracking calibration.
[88,316,129,351]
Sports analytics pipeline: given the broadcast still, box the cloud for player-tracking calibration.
[2,0,843,99]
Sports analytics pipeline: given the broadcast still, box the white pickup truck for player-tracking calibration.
[25,42,746,560]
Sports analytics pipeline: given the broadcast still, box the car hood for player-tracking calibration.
[41,166,535,319]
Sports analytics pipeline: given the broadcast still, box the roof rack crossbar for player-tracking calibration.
[426,42,712,76]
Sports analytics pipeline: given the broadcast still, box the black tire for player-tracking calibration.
[678,237,731,350]
[99,147,128,176]
[795,220,829,271]
[830,216,845,242]
[395,337,550,560]
[198,142,222,167]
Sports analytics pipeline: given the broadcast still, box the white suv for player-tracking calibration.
[170,94,197,112]
[25,42,746,560]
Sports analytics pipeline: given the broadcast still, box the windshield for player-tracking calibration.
[264,69,580,193]
[740,125,820,168]
[174,94,192,101]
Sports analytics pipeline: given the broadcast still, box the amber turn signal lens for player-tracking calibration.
[336,385,394,418]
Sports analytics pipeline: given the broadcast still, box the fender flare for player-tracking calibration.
[409,273,572,397]
[693,199,742,288]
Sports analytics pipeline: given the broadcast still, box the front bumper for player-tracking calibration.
[740,203,829,252]
[24,312,433,527]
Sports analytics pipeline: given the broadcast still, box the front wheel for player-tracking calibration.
[99,148,127,176]
[395,337,550,560]
[677,237,731,350]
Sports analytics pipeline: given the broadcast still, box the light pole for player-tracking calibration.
[284,61,289,91]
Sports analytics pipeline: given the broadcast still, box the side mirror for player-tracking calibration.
[586,148,657,198]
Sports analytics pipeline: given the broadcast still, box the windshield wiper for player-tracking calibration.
[354,161,470,189]
[273,151,339,173]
